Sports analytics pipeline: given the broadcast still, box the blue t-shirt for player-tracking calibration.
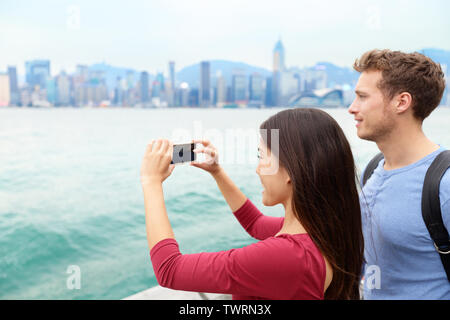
[360,146,450,299]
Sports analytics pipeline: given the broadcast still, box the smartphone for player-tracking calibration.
[171,143,197,165]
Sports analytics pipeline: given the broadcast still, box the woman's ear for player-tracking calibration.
[282,168,291,184]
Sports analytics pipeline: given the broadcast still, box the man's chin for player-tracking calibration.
[357,130,376,142]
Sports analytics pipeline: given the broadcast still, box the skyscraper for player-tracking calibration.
[249,73,264,103]
[216,72,227,107]
[140,71,149,103]
[265,76,273,106]
[199,61,210,107]
[25,60,51,88]
[75,81,107,107]
[232,73,247,103]
[126,70,135,91]
[273,38,285,72]
[279,71,300,105]
[272,38,285,106]
[7,66,18,105]
[169,61,175,90]
[179,82,190,107]
[151,79,161,99]
[46,78,57,105]
[114,76,123,106]
[56,71,71,106]
[75,65,89,84]
[189,88,199,107]
[156,73,165,91]
[168,61,176,107]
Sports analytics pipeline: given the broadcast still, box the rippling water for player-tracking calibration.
[0,106,449,299]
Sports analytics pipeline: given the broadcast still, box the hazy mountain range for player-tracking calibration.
[87,59,361,89]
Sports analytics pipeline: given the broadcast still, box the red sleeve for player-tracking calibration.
[150,237,313,299]
[232,198,284,240]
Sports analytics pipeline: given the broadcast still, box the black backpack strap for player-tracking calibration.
[422,150,450,281]
[362,153,385,186]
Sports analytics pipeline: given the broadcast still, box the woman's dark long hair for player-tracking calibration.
[260,108,364,300]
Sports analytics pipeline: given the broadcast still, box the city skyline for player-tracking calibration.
[1,0,450,76]
[1,42,449,108]
[2,47,449,85]
[0,38,356,108]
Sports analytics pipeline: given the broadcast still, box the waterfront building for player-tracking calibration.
[199,61,211,107]
[56,71,71,106]
[289,88,344,108]
[176,82,189,107]
[20,87,32,107]
[249,73,264,107]
[178,82,190,107]
[273,38,285,72]
[279,70,300,106]
[169,61,176,89]
[216,72,227,107]
[265,76,273,106]
[272,38,286,106]
[156,72,165,92]
[168,61,176,107]
[231,73,247,103]
[7,66,19,105]
[46,78,57,105]
[75,81,107,106]
[140,71,149,103]
[189,88,199,107]
[25,60,50,88]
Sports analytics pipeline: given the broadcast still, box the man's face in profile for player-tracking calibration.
[348,70,396,142]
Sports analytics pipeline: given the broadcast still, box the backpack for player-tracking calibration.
[362,150,450,282]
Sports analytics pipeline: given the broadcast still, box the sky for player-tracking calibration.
[1,0,450,76]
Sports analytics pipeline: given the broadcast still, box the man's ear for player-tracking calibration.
[396,92,413,114]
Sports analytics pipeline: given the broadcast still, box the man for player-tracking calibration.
[348,49,450,299]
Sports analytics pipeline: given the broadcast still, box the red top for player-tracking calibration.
[150,198,326,300]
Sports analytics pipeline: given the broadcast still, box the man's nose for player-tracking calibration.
[348,100,357,114]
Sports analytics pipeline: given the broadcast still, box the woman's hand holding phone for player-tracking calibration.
[191,139,247,212]
[190,139,221,175]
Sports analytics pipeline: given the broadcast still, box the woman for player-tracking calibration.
[141,108,364,300]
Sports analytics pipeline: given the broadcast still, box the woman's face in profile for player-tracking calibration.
[256,139,292,207]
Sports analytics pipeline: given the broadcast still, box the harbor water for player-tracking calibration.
[1,106,449,299]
